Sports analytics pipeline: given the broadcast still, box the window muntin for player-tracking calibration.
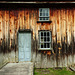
[39,31,51,49]
[39,8,49,21]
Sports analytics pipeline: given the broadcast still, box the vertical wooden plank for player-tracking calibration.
[41,53,47,68]
[55,9,59,67]
[35,8,42,68]
[19,10,25,29]
[4,11,7,52]
[25,8,29,29]
[66,9,69,66]
[9,11,14,49]
[2,10,5,53]
[22,10,25,29]
[33,8,37,63]
[54,9,58,67]
[67,9,72,66]
[9,10,15,62]
[71,9,74,65]
[5,11,9,52]
[19,10,22,29]
[58,9,62,67]
[9,11,12,51]
[18,10,20,30]
[51,9,56,67]
[70,9,74,65]
[14,10,19,62]
[73,9,75,64]
[0,11,3,52]
[24,9,26,29]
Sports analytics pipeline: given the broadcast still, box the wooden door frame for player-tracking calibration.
[17,29,33,62]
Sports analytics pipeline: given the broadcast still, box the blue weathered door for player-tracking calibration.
[18,32,31,62]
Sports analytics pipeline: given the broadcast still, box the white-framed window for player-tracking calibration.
[39,31,52,50]
[39,8,49,21]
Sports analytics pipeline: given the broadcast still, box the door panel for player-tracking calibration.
[25,33,31,61]
[18,32,31,62]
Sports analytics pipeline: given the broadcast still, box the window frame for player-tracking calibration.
[39,8,50,21]
[38,30,52,50]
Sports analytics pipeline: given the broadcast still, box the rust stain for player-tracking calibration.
[0,29,1,32]
[47,51,51,55]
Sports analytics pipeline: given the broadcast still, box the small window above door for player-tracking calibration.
[39,8,50,21]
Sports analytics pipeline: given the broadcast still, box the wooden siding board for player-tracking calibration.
[6,11,9,52]
[2,11,5,53]
[0,11,2,52]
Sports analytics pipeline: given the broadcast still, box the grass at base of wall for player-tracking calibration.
[34,67,75,75]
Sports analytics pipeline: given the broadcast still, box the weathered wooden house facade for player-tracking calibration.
[0,0,75,68]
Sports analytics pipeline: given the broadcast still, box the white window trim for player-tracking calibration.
[39,8,50,21]
[38,31,52,50]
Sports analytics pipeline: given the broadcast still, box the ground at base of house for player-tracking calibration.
[0,62,33,75]
[34,67,75,75]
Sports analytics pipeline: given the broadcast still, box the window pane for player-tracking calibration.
[41,32,43,36]
[40,13,42,16]
[46,13,48,16]
[43,9,45,13]
[41,37,43,42]
[46,9,48,13]
[44,43,46,48]
[41,43,43,48]
[43,18,45,20]
[40,17,42,20]
[43,13,45,16]
[46,18,49,20]
[47,43,50,48]
[40,9,42,12]
[47,32,49,36]
[47,37,50,41]
[44,32,46,36]
[44,37,46,42]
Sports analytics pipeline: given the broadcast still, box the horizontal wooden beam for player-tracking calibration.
[0,1,75,4]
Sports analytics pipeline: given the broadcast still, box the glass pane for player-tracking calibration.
[43,18,45,20]
[43,9,45,13]
[41,32,43,36]
[47,32,49,36]
[46,13,48,16]
[44,32,46,36]
[40,9,42,12]
[44,37,46,42]
[47,43,50,48]
[46,18,49,20]
[44,18,48,20]
[47,37,50,41]
[44,43,46,48]
[41,37,43,42]
[40,13,42,16]
[39,44,41,48]
[40,18,42,20]
[41,44,43,48]
[46,9,48,13]
[43,13,45,16]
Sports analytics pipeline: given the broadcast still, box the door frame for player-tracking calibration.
[17,29,32,62]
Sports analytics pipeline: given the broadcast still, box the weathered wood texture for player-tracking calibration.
[0,8,75,68]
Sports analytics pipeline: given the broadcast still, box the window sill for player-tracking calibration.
[38,48,53,51]
[37,21,52,23]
